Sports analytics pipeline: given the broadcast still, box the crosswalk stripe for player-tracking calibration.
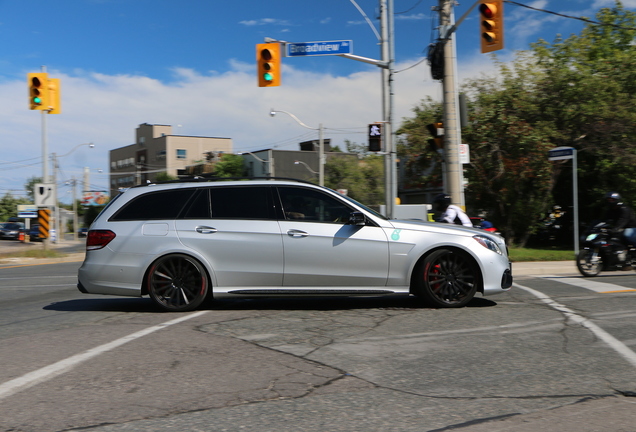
[542,275,636,293]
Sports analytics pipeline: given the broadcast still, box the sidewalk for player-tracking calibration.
[512,260,578,276]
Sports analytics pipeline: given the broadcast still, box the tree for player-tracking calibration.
[396,1,636,246]
[214,154,246,178]
[0,193,30,222]
[24,176,42,202]
[156,172,178,182]
[325,152,384,207]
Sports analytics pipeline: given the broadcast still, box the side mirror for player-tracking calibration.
[348,211,366,226]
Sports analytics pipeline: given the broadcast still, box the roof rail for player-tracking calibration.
[127,175,318,189]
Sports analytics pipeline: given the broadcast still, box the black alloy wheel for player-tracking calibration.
[416,249,479,308]
[147,254,209,312]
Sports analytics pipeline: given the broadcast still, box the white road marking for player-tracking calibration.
[0,310,208,400]
[514,282,636,369]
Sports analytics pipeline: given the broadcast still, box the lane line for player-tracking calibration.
[514,282,636,369]
[542,276,636,293]
[0,310,208,401]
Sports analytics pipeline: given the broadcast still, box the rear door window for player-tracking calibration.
[110,189,196,221]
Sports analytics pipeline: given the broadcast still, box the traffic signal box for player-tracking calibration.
[479,0,504,53]
[368,123,382,152]
[48,78,61,114]
[28,73,62,113]
[427,122,444,152]
[28,72,50,110]
[257,43,281,87]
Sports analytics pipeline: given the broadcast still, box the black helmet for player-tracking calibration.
[605,191,622,206]
[433,193,451,211]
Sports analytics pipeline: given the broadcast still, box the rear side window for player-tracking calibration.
[210,186,274,219]
[110,189,196,221]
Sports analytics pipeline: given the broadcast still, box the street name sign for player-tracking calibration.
[286,40,353,57]
[548,146,575,161]
[17,204,37,218]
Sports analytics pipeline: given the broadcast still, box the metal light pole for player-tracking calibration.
[270,109,324,187]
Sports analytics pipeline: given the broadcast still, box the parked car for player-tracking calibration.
[29,224,42,242]
[78,227,88,237]
[0,222,25,240]
[78,179,512,312]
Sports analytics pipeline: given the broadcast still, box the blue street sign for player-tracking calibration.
[548,146,575,161]
[287,40,353,57]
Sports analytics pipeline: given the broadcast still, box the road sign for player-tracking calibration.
[548,146,575,161]
[34,183,55,206]
[17,204,38,218]
[459,144,470,164]
[286,40,353,57]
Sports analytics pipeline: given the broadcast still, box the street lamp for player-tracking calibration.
[294,160,318,176]
[270,109,324,186]
[237,151,274,178]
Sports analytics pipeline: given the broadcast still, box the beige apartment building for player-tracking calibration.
[109,123,232,197]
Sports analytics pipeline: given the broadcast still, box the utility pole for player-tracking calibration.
[439,0,464,208]
[380,0,396,218]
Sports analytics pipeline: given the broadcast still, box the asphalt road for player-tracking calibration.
[0,256,634,432]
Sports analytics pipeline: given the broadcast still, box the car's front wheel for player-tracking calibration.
[414,249,479,308]
[147,254,210,312]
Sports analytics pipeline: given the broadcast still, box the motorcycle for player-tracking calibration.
[577,222,635,277]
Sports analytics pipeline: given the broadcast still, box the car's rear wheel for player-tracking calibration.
[415,249,479,308]
[147,254,209,312]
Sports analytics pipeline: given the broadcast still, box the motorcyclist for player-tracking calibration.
[433,193,472,227]
[603,191,636,246]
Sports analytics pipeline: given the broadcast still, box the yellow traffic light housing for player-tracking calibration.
[257,43,281,87]
[48,78,61,114]
[28,72,50,110]
[479,0,504,53]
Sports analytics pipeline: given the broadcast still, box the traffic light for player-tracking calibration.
[368,123,382,152]
[257,43,281,87]
[479,0,504,53]
[28,72,50,110]
[48,78,61,114]
[427,122,444,152]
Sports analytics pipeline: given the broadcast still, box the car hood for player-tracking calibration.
[388,218,487,236]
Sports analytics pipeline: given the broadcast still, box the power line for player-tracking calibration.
[505,0,636,31]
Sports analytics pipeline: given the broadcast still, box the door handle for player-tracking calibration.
[287,229,308,238]
[196,226,217,234]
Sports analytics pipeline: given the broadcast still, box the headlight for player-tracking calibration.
[585,233,598,241]
[473,235,502,255]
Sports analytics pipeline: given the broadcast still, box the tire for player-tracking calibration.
[577,248,602,277]
[147,254,210,312]
[415,249,479,308]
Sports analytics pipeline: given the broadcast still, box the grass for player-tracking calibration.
[508,247,575,262]
[0,249,65,260]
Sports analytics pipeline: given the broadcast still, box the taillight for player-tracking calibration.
[86,230,116,251]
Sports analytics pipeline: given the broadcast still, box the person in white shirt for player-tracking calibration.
[433,193,472,227]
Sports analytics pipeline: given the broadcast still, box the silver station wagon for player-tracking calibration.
[78,179,512,312]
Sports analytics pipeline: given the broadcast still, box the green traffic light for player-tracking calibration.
[33,96,42,104]
[263,72,274,82]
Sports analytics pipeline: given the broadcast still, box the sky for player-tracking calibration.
[0,0,634,204]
